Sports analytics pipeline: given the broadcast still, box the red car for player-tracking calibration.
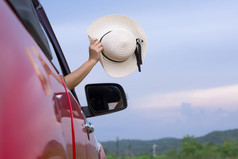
[0,0,127,158]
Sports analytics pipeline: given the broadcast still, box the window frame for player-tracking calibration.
[33,0,79,101]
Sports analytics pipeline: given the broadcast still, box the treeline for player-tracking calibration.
[102,129,238,155]
[106,136,238,159]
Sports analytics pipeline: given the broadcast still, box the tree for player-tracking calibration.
[180,135,202,159]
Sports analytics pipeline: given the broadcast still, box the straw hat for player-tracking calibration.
[88,14,147,78]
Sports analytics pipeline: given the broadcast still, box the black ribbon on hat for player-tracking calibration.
[100,31,144,72]
[135,38,143,72]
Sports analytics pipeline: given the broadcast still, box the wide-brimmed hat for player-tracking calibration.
[88,14,147,78]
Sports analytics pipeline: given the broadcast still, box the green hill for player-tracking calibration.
[198,129,238,144]
[101,129,238,155]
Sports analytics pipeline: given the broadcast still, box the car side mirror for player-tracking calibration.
[82,83,127,117]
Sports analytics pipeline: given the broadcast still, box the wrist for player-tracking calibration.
[88,58,98,65]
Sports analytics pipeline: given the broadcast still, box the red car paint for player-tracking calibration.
[0,1,127,158]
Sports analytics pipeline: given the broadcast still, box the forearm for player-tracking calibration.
[64,59,97,90]
[64,38,102,90]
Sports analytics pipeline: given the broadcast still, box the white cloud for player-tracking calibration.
[135,84,238,110]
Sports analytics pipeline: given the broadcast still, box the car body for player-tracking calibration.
[0,0,127,158]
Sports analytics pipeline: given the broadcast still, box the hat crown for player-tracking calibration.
[101,29,136,62]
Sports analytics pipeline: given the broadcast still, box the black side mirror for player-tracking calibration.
[82,83,127,117]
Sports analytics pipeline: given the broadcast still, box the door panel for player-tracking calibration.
[0,2,74,158]
[67,93,87,159]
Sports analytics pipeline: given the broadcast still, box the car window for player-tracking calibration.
[39,24,63,75]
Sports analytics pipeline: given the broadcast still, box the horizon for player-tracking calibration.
[100,128,238,142]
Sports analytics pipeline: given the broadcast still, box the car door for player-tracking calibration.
[1,1,80,158]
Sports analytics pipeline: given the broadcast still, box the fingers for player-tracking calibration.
[90,38,96,44]
[90,38,99,45]
[97,45,103,53]
[89,38,104,63]
[94,39,100,46]
[90,38,103,52]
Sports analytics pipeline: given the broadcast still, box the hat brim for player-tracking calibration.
[88,15,147,78]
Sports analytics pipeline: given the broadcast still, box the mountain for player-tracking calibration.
[101,129,238,155]
[198,129,238,144]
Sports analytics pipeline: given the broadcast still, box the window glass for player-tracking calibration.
[40,24,63,75]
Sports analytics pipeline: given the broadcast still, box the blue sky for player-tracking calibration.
[41,0,238,141]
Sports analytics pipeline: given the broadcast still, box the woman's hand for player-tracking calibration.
[89,38,103,64]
